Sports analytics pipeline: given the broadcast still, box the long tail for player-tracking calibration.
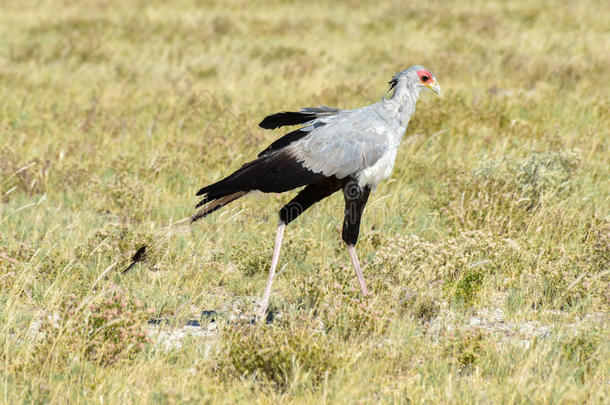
[190,159,261,223]
[191,150,323,223]
[190,190,246,222]
[124,150,322,272]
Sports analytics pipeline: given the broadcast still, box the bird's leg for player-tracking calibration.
[257,180,343,321]
[347,244,369,296]
[342,180,371,296]
[258,220,285,320]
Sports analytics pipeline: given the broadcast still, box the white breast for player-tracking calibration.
[356,146,399,188]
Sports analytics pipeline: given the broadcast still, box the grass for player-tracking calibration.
[1,0,608,403]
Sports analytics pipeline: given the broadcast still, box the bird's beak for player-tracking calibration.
[426,81,441,96]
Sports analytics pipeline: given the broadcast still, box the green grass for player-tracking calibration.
[1,0,608,403]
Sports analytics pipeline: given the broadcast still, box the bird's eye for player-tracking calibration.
[421,75,429,82]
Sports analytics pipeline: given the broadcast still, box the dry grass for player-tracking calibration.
[0,0,608,403]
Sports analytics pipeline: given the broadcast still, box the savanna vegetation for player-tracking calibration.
[0,0,608,403]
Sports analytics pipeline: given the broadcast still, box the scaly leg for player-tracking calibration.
[347,244,369,296]
[257,221,285,319]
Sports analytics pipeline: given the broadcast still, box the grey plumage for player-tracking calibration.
[278,65,438,188]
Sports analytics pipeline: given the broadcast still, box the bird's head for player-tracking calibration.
[389,65,441,96]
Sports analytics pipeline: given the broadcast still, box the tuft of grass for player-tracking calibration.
[31,286,153,367]
[433,150,582,233]
[453,268,486,306]
[215,314,346,391]
[443,329,487,373]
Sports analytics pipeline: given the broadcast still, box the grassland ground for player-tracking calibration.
[0,0,608,403]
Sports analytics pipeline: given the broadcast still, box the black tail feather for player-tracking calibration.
[191,191,246,222]
[193,150,324,222]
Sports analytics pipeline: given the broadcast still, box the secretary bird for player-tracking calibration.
[192,65,440,318]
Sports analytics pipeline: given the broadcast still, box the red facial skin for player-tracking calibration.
[416,69,434,83]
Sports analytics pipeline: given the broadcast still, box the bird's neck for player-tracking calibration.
[389,83,419,128]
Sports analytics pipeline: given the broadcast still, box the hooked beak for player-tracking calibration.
[425,81,441,96]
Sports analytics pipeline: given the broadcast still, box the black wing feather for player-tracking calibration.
[196,150,324,199]
[257,129,310,157]
[258,106,342,130]
[258,111,317,129]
